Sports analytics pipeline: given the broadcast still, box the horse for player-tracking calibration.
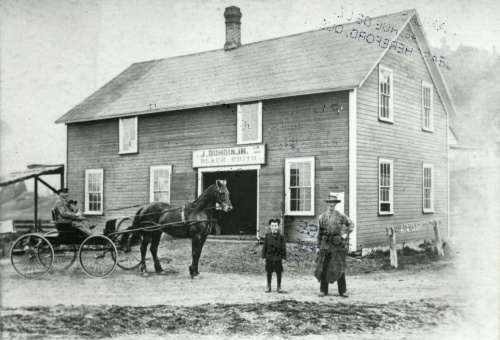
[120,179,232,277]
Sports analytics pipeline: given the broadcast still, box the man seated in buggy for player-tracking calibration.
[53,188,95,237]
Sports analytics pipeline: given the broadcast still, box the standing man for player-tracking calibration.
[54,188,94,237]
[314,194,354,298]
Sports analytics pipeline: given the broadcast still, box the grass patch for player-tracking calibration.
[1,299,453,338]
[155,237,452,276]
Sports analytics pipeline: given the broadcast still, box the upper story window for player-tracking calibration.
[379,66,394,123]
[237,102,262,144]
[379,158,394,215]
[423,164,434,213]
[150,165,172,203]
[119,117,138,154]
[422,81,433,131]
[85,169,103,215]
[285,157,315,216]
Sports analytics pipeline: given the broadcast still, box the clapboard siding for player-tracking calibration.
[67,91,350,241]
[259,92,350,241]
[356,24,448,249]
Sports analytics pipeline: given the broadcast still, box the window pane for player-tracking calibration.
[381,203,391,212]
[290,168,298,186]
[87,173,101,211]
[379,161,392,212]
[121,118,136,151]
[290,188,311,211]
[302,163,311,186]
[287,159,313,213]
[241,103,259,142]
[380,70,392,119]
[152,168,170,202]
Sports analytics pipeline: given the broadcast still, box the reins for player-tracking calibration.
[105,183,224,236]
[107,218,212,237]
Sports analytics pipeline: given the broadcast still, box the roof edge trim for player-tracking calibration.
[56,85,357,124]
[408,16,458,118]
[358,10,415,88]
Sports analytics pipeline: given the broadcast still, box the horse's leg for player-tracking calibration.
[190,234,202,278]
[140,234,150,276]
[194,234,208,276]
[150,232,163,273]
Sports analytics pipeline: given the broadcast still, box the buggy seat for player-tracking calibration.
[51,208,79,233]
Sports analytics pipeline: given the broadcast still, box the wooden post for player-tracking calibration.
[433,223,445,256]
[60,167,64,190]
[389,227,398,268]
[34,177,38,231]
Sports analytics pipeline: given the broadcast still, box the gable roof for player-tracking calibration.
[56,9,456,124]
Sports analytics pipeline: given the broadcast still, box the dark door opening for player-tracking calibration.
[202,170,257,236]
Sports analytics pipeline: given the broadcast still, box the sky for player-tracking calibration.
[1,0,499,179]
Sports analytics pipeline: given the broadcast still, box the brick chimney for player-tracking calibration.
[224,6,242,50]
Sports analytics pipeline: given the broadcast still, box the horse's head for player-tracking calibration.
[215,179,232,212]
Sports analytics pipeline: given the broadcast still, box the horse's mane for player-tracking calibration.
[185,184,217,208]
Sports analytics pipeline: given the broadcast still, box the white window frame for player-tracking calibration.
[285,157,315,216]
[119,117,138,154]
[150,165,172,203]
[422,81,434,132]
[378,158,394,215]
[423,163,434,213]
[237,102,262,145]
[84,169,104,215]
[379,66,394,123]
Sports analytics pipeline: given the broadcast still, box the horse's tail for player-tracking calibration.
[131,207,144,232]
[120,206,144,247]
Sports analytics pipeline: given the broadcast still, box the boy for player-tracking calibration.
[262,218,287,293]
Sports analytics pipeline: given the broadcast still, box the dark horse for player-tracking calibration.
[121,180,232,277]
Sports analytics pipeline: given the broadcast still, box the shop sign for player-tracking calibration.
[193,144,265,167]
[386,219,440,236]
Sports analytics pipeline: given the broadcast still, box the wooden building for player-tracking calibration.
[56,8,456,251]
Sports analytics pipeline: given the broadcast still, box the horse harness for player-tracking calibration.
[140,205,212,238]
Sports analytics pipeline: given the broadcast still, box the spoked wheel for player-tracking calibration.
[46,245,78,271]
[79,235,117,278]
[114,217,142,270]
[11,234,54,279]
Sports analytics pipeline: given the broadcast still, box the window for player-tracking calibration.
[423,164,434,213]
[379,66,393,122]
[119,117,138,154]
[379,158,393,215]
[150,165,172,203]
[85,169,103,214]
[422,81,433,131]
[285,157,315,216]
[237,102,262,144]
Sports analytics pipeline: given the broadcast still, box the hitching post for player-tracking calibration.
[433,222,445,256]
[389,227,398,268]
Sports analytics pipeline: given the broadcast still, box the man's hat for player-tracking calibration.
[325,194,341,203]
[57,188,69,194]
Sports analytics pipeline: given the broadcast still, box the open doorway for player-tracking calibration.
[202,170,258,236]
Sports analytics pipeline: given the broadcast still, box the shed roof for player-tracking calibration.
[56,9,456,124]
[0,165,64,187]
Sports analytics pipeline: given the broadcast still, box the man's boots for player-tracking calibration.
[265,285,271,293]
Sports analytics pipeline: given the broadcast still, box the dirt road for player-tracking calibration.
[1,257,458,308]
[1,228,499,340]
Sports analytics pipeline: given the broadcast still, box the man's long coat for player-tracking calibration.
[314,210,354,283]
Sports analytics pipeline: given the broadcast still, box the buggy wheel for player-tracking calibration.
[79,235,117,278]
[115,217,142,270]
[11,234,53,279]
[44,245,78,271]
